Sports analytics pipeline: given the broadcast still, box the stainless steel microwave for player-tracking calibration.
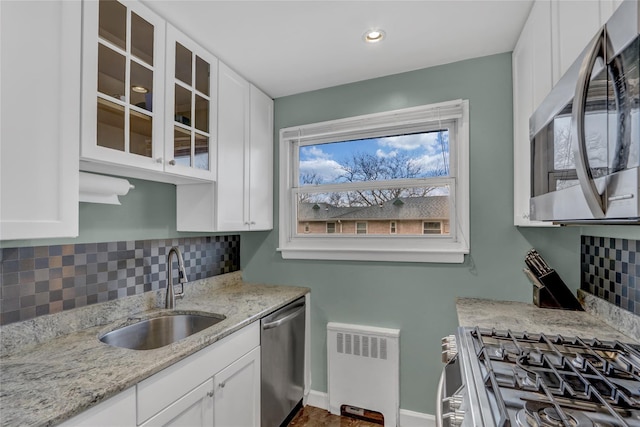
[529,0,640,223]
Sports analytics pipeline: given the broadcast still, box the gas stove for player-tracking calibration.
[438,327,640,427]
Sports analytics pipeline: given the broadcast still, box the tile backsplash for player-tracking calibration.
[0,235,240,325]
[581,235,640,316]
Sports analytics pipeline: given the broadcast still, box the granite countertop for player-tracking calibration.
[0,271,309,427]
[456,291,639,343]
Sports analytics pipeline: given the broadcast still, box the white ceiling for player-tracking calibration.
[144,1,534,99]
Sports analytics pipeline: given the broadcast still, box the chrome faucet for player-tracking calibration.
[165,246,187,309]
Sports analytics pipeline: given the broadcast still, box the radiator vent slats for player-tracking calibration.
[335,332,388,360]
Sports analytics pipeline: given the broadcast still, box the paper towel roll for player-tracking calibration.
[79,172,135,205]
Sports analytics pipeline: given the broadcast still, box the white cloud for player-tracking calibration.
[299,146,343,183]
[299,159,343,183]
[301,145,331,160]
[377,133,440,151]
[409,153,449,174]
[376,149,398,158]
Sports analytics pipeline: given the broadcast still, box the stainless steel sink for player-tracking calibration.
[99,312,226,350]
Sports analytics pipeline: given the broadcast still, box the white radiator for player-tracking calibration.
[327,322,400,427]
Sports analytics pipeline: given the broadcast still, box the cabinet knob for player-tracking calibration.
[207,391,214,398]
[168,159,176,166]
[219,381,226,389]
[250,221,256,225]
[156,157,163,164]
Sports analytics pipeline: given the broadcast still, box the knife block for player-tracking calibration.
[531,271,584,311]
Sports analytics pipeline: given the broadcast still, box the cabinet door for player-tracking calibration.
[139,379,214,427]
[248,85,274,231]
[0,0,80,240]
[512,0,555,227]
[164,24,218,181]
[551,0,602,85]
[217,63,250,231]
[81,0,165,173]
[213,346,261,427]
[59,387,136,427]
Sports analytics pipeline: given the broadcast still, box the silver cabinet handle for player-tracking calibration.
[168,159,176,166]
[571,28,610,218]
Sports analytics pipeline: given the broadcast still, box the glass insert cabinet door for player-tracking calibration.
[164,24,218,181]
[81,0,166,172]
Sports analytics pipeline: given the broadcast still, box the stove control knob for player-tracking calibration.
[441,335,457,363]
[443,410,465,427]
[444,395,463,411]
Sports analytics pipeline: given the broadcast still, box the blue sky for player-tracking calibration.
[299,130,449,184]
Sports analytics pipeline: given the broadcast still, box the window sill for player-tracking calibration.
[277,245,468,263]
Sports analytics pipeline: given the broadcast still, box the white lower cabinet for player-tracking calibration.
[137,322,260,426]
[213,347,261,427]
[60,323,259,427]
[139,379,214,427]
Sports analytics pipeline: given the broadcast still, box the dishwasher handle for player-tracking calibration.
[262,304,305,330]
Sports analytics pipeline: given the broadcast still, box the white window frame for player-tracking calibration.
[278,99,470,263]
[390,221,397,235]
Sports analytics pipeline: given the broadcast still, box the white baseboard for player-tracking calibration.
[304,390,435,427]
[399,409,436,427]
[306,390,329,409]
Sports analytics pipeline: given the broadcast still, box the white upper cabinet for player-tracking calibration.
[176,66,273,232]
[0,1,81,240]
[217,63,251,231]
[513,0,553,227]
[81,0,166,175]
[81,0,219,184]
[164,25,218,181]
[216,65,274,232]
[248,85,274,231]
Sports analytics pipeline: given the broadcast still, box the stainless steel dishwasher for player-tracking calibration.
[261,296,306,427]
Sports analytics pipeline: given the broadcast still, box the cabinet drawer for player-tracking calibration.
[136,322,259,424]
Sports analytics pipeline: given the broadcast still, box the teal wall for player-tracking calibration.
[241,52,587,415]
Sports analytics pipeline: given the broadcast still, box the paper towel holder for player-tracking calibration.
[79,172,135,205]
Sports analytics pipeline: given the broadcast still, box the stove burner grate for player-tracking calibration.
[471,328,640,427]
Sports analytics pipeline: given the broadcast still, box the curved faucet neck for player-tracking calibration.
[165,247,186,309]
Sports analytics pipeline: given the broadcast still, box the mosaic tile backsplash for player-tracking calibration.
[581,235,640,316]
[0,235,240,325]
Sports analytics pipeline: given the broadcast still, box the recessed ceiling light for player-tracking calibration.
[131,86,149,94]
[363,29,385,44]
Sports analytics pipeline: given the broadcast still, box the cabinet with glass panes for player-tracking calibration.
[164,24,218,181]
[81,0,217,183]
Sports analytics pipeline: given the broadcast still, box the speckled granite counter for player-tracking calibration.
[0,271,309,427]
[456,292,639,343]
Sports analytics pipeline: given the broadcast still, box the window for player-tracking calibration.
[356,222,367,234]
[423,221,442,234]
[304,223,310,233]
[278,100,470,263]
